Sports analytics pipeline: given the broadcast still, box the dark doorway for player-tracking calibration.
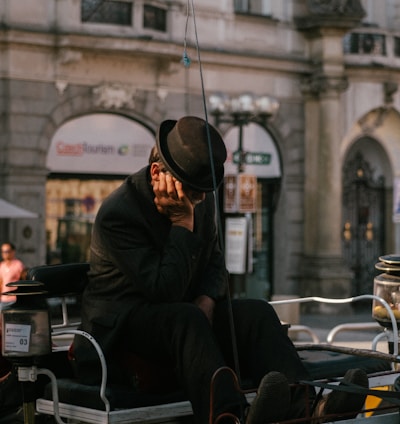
[342,151,385,299]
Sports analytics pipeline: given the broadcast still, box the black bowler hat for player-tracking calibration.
[156,116,227,192]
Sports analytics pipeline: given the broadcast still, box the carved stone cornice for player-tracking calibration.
[93,83,136,109]
[358,107,391,134]
[300,73,348,97]
[296,0,365,31]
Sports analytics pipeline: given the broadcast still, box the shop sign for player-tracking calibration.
[223,123,281,178]
[224,174,257,213]
[225,217,248,274]
[232,151,271,165]
[224,175,238,213]
[47,113,155,175]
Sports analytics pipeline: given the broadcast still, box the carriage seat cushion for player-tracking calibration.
[300,349,391,380]
[38,346,185,411]
[69,342,180,394]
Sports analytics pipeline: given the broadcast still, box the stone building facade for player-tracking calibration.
[1,0,400,308]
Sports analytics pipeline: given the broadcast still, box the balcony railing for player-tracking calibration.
[343,30,400,67]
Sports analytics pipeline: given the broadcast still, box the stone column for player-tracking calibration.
[301,74,353,312]
[295,1,365,312]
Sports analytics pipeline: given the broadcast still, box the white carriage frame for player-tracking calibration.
[23,294,400,423]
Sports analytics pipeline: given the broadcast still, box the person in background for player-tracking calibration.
[0,242,26,422]
[0,242,26,304]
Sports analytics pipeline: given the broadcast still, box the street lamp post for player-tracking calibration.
[208,92,280,299]
[208,92,279,173]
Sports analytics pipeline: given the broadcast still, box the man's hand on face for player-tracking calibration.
[153,172,195,231]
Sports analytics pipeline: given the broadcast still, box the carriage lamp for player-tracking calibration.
[1,280,51,424]
[372,255,400,354]
[1,280,51,359]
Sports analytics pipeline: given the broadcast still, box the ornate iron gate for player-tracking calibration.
[342,151,385,296]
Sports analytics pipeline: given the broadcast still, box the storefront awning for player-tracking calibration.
[0,198,38,219]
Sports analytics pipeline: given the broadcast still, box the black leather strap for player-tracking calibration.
[301,379,400,405]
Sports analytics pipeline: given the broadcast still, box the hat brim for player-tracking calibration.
[156,119,223,192]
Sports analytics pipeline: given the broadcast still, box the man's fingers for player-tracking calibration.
[174,179,185,200]
[156,172,167,194]
[153,172,194,220]
[155,172,178,200]
[165,173,178,200]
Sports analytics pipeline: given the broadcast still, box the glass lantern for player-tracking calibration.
[372,255,400,354]
[373,272,400,327]
[1,281,51,359]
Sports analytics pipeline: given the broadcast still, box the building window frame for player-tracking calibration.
[234,0,272,17]
[143,4,167,32]
[394,36,400,58]
[343,32,387,56]
[81,0,133,26]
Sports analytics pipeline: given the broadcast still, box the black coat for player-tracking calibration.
[73,166,228,384]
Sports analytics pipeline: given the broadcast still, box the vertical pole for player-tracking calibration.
[237,122,244,174]
[21,377,36,424]
[237,120,246,298]
[23,400,36,424]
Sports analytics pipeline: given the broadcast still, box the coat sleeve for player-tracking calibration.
[193,200,228,301]
[90,189,210,303]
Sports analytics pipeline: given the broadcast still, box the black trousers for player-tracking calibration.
[124,298,311,424]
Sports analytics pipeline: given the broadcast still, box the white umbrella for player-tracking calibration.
[0,198,38,219]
